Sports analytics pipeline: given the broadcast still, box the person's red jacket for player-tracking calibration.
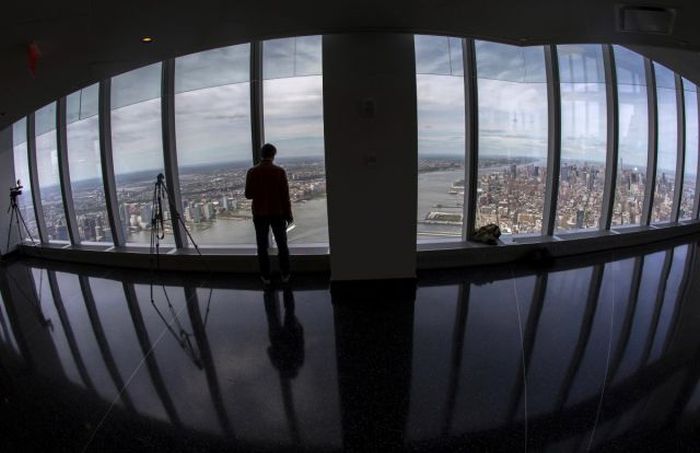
[245,160,293,220]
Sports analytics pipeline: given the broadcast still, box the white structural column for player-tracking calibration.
[323,33,418,281]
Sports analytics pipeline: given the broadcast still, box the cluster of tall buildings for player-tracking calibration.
[476,162,546,234]
[424,157,694,236]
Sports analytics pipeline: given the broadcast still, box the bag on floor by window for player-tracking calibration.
[473,224,501,245]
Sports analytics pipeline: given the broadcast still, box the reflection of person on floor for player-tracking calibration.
[264,287,305,378]
[264,287,304,445]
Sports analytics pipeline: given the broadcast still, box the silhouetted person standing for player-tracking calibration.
[245,143,293,284]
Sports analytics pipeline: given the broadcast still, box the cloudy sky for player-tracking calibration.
[16,35,695,186]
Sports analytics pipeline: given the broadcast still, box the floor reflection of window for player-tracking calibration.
[452,277,536,433]
[0,290,21,355]
[566,258,634,407]
[55,272,119,403]
[136,283,220,435]
[523,267,593,417]
[612,251,666,384]
[646,245,688,363]
[89,277,169,421]
[30,268,81,385]
[407,285,460,440]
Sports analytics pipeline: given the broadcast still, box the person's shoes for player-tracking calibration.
[281,273,291,284]
[260,275,272,286]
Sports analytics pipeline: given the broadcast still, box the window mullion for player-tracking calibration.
[641,59,658,226]
[99,79,126,247]
[694,86,700,220]
[161,58,187,248]
[671,74,685,222]
[56,96,81,244]
[26,113,47,243]
[250,41,264,164]
[462,38,478,240]
[543,45,561,236]
[600,45,619,230]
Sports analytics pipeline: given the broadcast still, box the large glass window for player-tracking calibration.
[680,80,698,220]
[612,46,648,227]
[651,63,678,223]
[35,102,68,242]
[175,44,254,246]
[475,41,548,235]
[111,63,171,244]
[67,84,112,243]
[414,35,465,242]
[263,36,327,245]
[556,45,607,231]
[12,118,39,240]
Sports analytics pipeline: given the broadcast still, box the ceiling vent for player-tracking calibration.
[618,5,676,34]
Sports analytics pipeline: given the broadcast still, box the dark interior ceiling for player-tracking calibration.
[2,0,700,130]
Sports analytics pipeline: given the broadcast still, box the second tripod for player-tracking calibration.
[5,180,38,256]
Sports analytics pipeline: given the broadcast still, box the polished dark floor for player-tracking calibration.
[2,238,700,451]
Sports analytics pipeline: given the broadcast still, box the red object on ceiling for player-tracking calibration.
[28,42,41,78]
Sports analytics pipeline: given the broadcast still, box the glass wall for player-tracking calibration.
[612,46,648,227]
[680,79,698,220]
[111,63,170,244]
[35,102,68,242]
[263,36,327,245]
[67,84,112,243]
[651,63,678,223]
[11,118,39,240]
[414,35,465,241]
[475,41,548,235]
[7,36,700,255]
[556,45,607,231]
[174,43,254,246]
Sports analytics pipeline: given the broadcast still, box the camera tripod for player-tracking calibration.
[149,173,213,367]
[5,185,38,256]
[149,173,207,265]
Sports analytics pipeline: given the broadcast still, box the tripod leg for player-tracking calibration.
[16,207,37,245]
[5,207,16,253]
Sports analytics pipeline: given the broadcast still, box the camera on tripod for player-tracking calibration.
[9,180,23,199]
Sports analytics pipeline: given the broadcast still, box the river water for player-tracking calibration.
[129,170,464,246]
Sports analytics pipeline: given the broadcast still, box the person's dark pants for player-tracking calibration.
[253,215,290,278]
